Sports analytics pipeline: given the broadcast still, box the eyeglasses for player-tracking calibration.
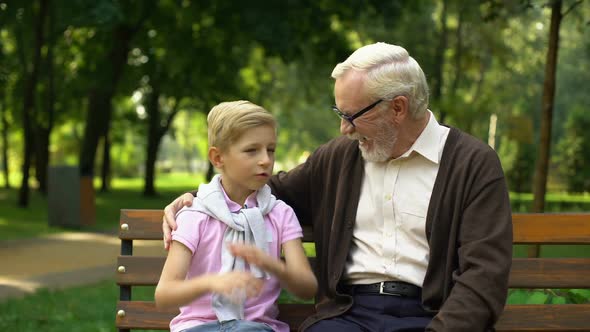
[332,99,383,127]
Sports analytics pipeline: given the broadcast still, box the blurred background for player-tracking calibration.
[0,0,589,330]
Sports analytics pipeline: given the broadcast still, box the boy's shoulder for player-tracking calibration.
[268,198,297,218]
[175,197,211,221]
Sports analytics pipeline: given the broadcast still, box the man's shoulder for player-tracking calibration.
[446,127,497,157]
[443,127,505,177]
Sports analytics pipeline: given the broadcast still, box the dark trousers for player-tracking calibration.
[306,294,434,332]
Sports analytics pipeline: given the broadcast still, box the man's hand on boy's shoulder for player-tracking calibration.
[163,192,195,250]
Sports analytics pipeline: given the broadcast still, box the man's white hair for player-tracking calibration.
[331,42,429,119]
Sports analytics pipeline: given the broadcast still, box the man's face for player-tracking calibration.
[334,72,397,162]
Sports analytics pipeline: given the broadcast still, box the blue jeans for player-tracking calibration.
[182,320,274,332]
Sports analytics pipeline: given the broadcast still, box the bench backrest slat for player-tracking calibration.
[512,213,590,244]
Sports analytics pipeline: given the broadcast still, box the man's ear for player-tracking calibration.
[392,95,409,122]
[208,147,223,169]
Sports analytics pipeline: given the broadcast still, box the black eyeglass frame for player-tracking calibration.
[332,99,383,127]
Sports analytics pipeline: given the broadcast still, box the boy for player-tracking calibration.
[155,101,317,332]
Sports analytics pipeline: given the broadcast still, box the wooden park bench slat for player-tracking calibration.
[512,213,590,244]
[116,256,317,287]
[116,256,166,285]
[116,301,177,330]
[115,209,590,331]
[495,304,590,331]
[115,256,590,289]
[509,258,590,289]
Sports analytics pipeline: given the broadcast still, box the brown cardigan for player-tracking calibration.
[269,127,513,332]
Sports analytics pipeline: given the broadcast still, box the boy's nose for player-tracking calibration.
[259,152,272,165]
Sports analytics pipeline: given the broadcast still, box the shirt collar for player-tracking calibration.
[400,110,443,164]
[220,183,258,212]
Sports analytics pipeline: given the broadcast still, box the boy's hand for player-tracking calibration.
[210,271,264,303]
[228,243,285,276]
[162,192,194,250]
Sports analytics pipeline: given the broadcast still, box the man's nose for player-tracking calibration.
[340,118,354,135]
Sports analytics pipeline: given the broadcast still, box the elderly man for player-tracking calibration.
[163,42,512,332]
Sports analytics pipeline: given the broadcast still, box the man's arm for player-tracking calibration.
[427,152,513,331]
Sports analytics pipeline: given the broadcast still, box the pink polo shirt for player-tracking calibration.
[169,190,303,332]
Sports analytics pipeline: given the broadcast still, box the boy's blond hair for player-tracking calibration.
[207,100,276,151]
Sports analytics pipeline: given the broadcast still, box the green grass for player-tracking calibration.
[0,280,160,332]
[0,172,204,241]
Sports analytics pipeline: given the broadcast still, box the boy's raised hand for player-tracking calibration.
[228,243,285,277]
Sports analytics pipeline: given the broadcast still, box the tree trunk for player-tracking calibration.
[530,0,562,258]
[1,96,8,189]
[79,25,134,177]
[19,0,49,207]
[143,87,161,197]
[35,4,56,195]
[432,0,448,124]
[0,33,8,188]
[100,132,111,192]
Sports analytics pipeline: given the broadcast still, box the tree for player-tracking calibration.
[17,0,49,207]
[530,0,583,257]
[78,1,152,177]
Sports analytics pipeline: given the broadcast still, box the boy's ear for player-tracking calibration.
[208,147,223,168]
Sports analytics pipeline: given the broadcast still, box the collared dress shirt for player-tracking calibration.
[344,111,450,287]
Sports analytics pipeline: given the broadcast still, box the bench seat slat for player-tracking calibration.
[495,304,590,331]
[115,301,311,331]
[117,256,166,285]
[116,256,317,286]
[509,258,590,288]
[116,301,177,330]
[116,255,590,289]
[116,301,590,331]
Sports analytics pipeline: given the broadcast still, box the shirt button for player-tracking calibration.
[385,194,392,201]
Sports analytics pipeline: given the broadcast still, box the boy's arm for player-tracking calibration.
[155,241,263,309]
[279,239,318,299]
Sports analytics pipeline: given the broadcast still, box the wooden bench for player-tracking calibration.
[115,210,590,331]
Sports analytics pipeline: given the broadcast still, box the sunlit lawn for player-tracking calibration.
[0,172,204,241]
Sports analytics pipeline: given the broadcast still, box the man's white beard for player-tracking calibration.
[348,123,397,162]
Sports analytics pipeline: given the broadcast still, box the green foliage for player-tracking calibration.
[554,107,590,192]
[1,0,589,196]
[507,289,590,305]
[502,141,536,193]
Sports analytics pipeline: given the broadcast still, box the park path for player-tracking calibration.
[0,231,166,302]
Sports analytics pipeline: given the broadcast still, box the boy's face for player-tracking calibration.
[217,124,276,198]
